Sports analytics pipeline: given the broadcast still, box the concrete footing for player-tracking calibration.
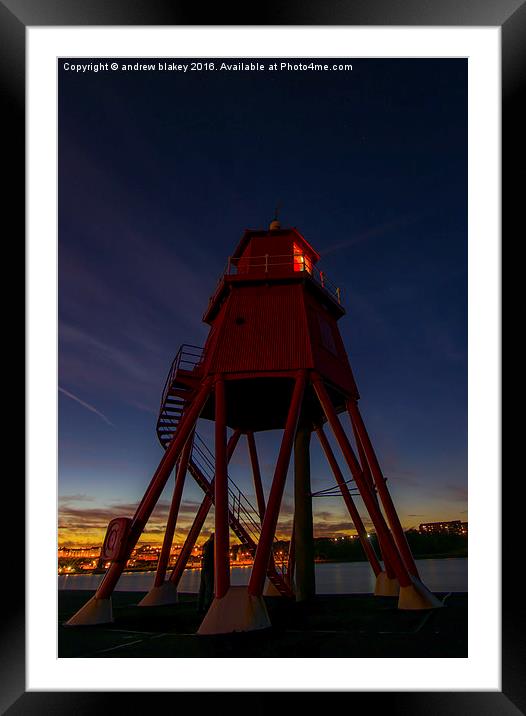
[65,595,113,626]
[374,571,400,597]
[197,586,271,635]
[398,576,444,610]
[138,581,178,607]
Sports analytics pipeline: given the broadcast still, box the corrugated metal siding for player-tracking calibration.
[210,285,312,373]
[305,295,359,397]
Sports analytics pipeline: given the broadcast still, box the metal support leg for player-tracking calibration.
[170,494,212,588]
[350,417,397,580]
[347,400,419,579]
[168,429,241,587]
[294,424,315,601]
[66,377,213,625]
[247,432,288,598]
[247,431,266,523]
[287,519,296,588]
[315,425,382,577]
[225,429,242,463]
[312,375,412,589]
[214,377,230,599]
[248,371,307,597]
[154,434,193,587]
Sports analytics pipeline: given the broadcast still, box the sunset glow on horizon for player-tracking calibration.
[59,58,467,550]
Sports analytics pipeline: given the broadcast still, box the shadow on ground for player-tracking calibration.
[58,590,467,658]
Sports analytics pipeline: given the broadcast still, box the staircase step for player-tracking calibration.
[171,377,199,390]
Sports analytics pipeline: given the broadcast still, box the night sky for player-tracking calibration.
[58,58,467,547]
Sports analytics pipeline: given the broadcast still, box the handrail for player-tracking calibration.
[207,252,343,308]
[191,433,284,551]
[191,440,261,535]
[159,344,204,411]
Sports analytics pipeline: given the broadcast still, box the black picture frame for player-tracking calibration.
[5,1,516,713]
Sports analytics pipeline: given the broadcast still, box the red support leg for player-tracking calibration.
[214,377,230,599]
[170,494,213,588]
[168,429,242,588]
[154,434,193,588]
[247,431,266,523]
[315,425,382,577]
[287,518,296,588]
[349,419,397,581]
[66,378,213,624]
[128,377,212,539]
[247,432,288,598]
[311,375,413,589]
[226,429,242,462]
[347,400,420,579]
[248,370,307,597]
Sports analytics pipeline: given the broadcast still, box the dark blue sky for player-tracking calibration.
[58,58,467,546]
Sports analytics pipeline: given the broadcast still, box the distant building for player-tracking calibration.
[419,520,467,535]
[58,546,101,558]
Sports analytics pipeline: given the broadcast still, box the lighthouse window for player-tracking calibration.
[318,313,338,355]
[293,242,312,274]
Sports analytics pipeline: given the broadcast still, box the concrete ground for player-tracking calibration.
[58,590,467,658]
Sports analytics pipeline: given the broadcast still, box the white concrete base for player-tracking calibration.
[138,581,178,607]
[197,586,271,635]
[264,579,282,597]
[65,595,113,626]
[374,571,400,597]
[398,576,444,610]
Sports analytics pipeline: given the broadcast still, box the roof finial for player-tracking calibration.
[269,201,282,231]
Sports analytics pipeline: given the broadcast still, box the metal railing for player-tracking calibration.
[191,434,287,568]
[229,253,342,305]
[206,253,343,311]
[191,434,263,545]
[159,344,204,412]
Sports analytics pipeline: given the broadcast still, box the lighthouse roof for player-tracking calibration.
[232,227,321,263]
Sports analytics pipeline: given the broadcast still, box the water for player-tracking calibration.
[58,558,467,593]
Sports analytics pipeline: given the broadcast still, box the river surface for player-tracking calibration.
[58,557,467,593]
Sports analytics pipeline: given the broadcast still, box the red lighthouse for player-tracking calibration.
[67,219,441,632]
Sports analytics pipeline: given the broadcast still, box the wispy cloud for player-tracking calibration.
[58,497,210,545]
[60,323,153,384]
[59,494,95,504]
[320,214,421,257]
[58,386,114,427]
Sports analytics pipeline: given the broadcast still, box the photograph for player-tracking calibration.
[1,0,513,706]
[56,56,469,659]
